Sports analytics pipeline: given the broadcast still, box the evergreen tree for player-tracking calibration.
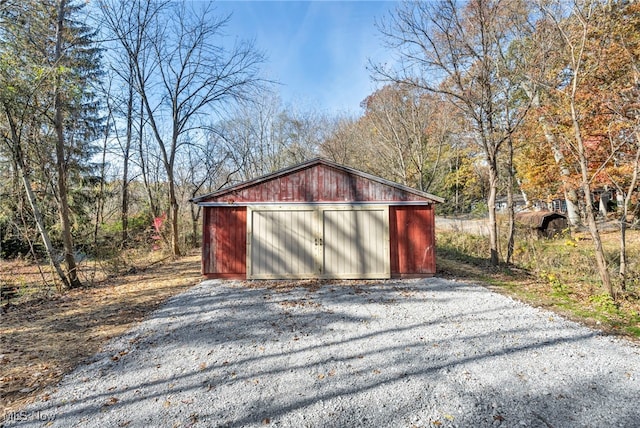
[0,1,103,287]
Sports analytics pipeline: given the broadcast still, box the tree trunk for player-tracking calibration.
[121,152,129,245]
[516,176,529,207]
[168,174,181,257]
[19,158,69,288]
[572,107,612,297]
[506,138,515,265]
[137,98,158,217]
[54,0,81,288]
[3,106,70,288]
[488,161,500,267]
[121,66,134,247]
[190,202,200,249]
[619,215,627,291]
[540,115,580,224]
[581,183,612,297]
[94,114,109,247]
[619,140,640,291]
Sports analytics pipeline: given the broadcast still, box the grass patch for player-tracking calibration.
[436,226,640,342]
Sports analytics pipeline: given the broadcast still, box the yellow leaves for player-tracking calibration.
[564,239,577,247]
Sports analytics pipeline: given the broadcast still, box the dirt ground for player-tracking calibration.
[0,251,202,420]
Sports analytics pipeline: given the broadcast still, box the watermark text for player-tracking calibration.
[2,410,56,423]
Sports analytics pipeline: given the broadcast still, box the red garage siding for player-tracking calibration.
[193,158,443,279]
[203,207,247,278]
[204,163,427,204]
[390,205,436,276]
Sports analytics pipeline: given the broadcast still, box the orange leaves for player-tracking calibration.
[104,397,119,406]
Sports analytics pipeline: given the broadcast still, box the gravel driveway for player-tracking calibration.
[5,278,639,428]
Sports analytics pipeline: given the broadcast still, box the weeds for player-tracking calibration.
[436,228,640,341]
[589,293,618,314]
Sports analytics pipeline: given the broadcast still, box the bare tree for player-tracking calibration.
[222,94,324,180]
[320,114,365,166]
[359,84,454,192]
[374,0,534,266]
[98,0,166,245]
[99,1,264,256]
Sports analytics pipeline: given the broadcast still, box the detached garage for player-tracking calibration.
[192,158,444,280]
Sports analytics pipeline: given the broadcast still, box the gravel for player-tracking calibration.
[4,278,640,428]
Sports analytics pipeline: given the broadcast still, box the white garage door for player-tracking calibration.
[249,208,318,278]
[322,208,389,278]
[247,206,389,279]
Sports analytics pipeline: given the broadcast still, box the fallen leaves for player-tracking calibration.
[104,397,119,406]
[279,299,321,309]
[0,251,201,420]
[111,349,129,362]
[316,369,337,380]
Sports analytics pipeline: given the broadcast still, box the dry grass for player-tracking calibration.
[436,224,640,342]
[0,250,201,420]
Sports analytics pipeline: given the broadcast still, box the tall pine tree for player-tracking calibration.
[0,1,102,287]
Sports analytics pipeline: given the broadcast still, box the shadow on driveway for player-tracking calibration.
[5,278,639,428]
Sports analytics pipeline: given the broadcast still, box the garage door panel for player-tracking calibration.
[322,208,389,279]
[249,209,316,279]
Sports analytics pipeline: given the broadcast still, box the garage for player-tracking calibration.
[192,158,443,280]
[248,205,389,279]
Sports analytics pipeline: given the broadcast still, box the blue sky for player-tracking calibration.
[215,1,399,116]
